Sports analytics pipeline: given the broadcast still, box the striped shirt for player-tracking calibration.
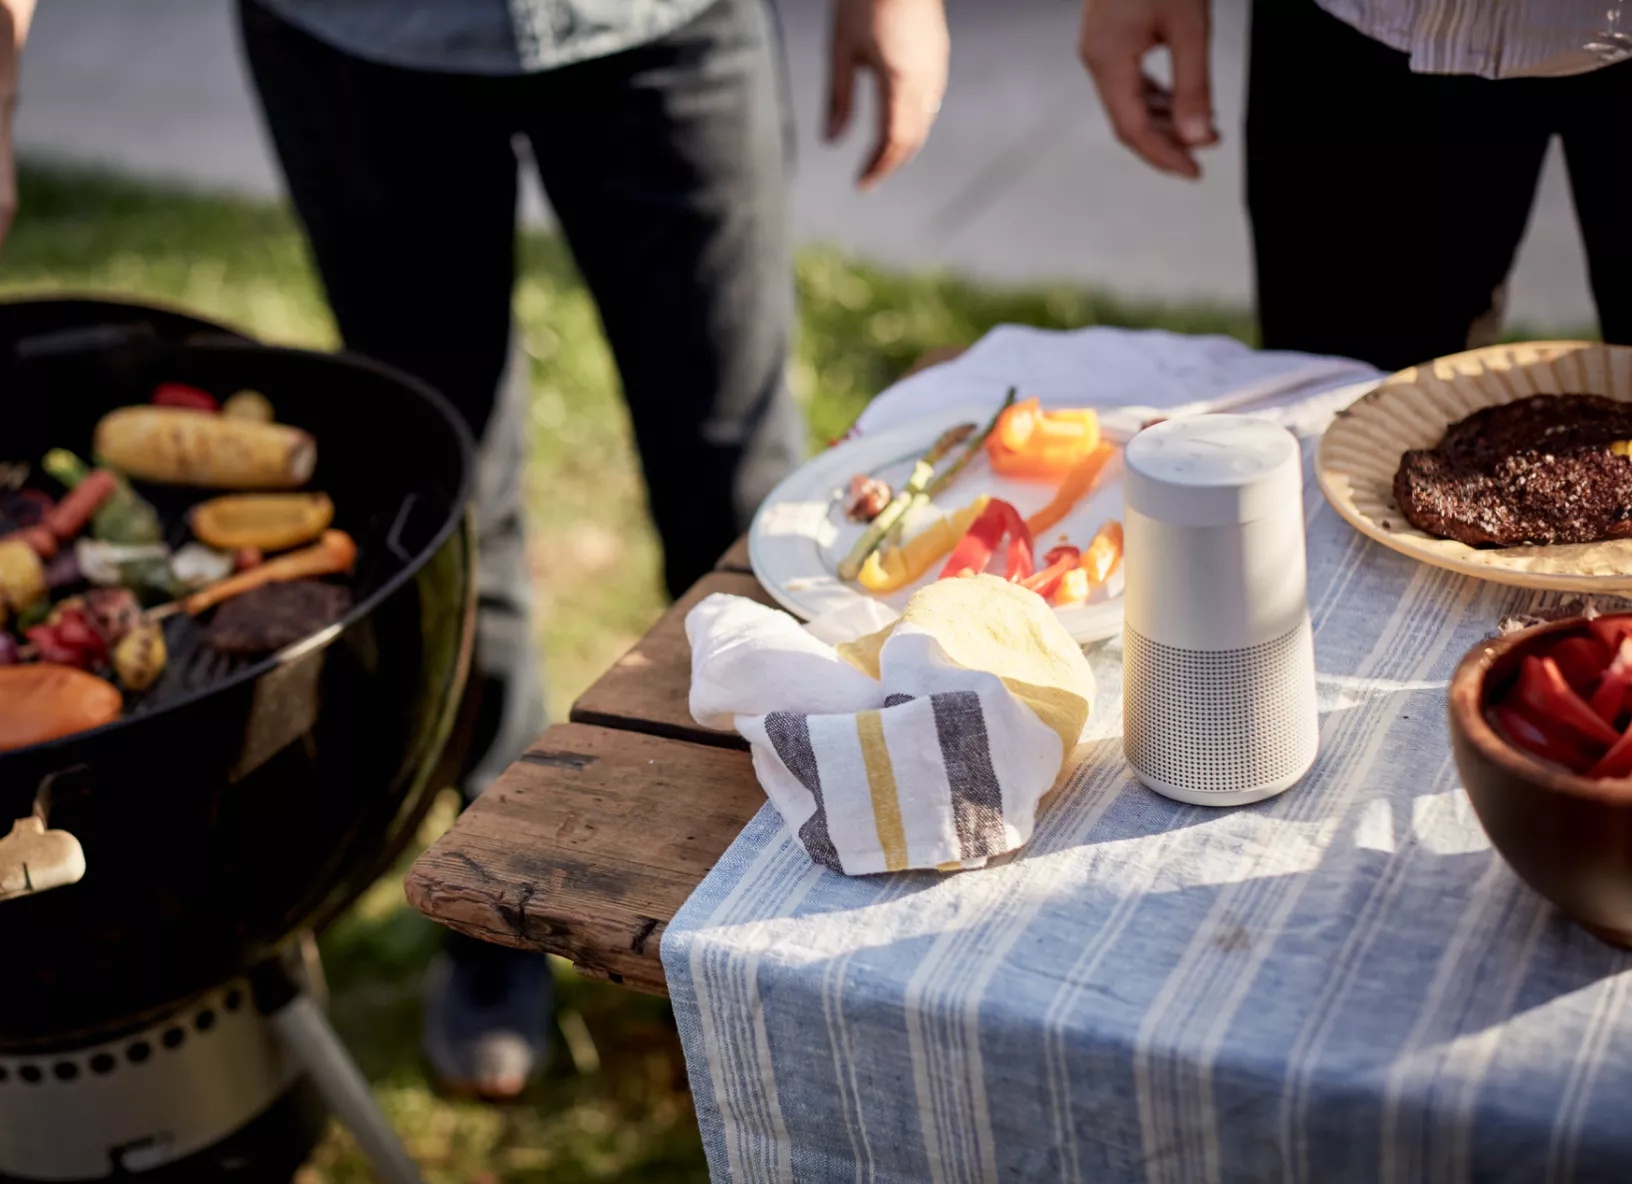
[1315,0,1632,78]
[254,0,720,75]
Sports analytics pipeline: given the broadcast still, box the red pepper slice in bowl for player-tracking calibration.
[1548,635,1611,697]
[1588,616,1632,655]
[1589,726,1632,779]
[1587,638,1632,725]
[1490,704,1598,773]
[1511,655,1620,748]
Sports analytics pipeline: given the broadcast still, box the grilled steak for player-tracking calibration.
[203,579,353,655]
[1393,394,1632,547]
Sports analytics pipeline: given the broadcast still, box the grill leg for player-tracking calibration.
[269,993,424,1184]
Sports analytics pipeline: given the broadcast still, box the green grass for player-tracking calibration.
[0,159,1449,1181]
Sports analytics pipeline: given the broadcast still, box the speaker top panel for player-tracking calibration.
[1125,414,1301,527]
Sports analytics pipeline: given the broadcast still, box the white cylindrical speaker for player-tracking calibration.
[1121,414,1319,806]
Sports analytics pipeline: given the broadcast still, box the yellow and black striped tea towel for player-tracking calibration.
[687,574,1095,875]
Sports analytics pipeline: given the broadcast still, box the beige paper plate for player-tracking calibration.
[1316,341,1632,592]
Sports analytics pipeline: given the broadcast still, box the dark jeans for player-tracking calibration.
[238,0,804,794]
[1247,0,1632,372]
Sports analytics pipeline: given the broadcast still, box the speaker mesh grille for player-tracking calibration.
[1123,620,1318,795]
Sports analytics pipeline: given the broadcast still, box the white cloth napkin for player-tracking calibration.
[851,324,1383,442]
[688,576,1096,875]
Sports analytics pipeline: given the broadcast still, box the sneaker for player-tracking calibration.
[422,933,553,1101]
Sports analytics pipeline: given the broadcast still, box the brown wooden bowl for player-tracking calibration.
[1449,613,1632,947]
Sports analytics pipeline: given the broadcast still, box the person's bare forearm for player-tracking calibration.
[0,0,35,98]
[0,0,33,251]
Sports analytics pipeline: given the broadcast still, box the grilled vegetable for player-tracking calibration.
[1054,567,1091,606]
[881,388,1018,551]
[93,406,316,489]
[839,422,976,582]
[171,543,236,591]
[0,664,123,751]
[1024,445,1117,539]
[222,389,274,422]
[44,550,82,590]
[857,496,990,594]
[1018,545,1081,599]
[121,557,181,606]
[112,623,167,692]
[75,540,171,587]
[843,475,893,523]
[190,492,334,553]
[940,499,1034,582]
[83,587,142,645]
[987,400,1103,481]
[183,529,357,616]
[2,525,57,558]
[43,449,164,544]
[152,382,219,413]
[43,469,118,542]
[1079,520,1124,585]
[0,537,47,618]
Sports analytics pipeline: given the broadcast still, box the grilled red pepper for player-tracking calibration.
[939,498,1035,582]
[1019,545,1081,599]
[152,382,219,413]
[26,625,83,668]
[1512,655,1619,748]
[1490,705,1595,771]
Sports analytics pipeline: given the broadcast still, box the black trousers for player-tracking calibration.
[237,0,803,603]
[1247,0,1632,372]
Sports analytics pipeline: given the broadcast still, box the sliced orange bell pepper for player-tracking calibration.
[1054,568,1091,606]
[1023,444,1116,537]
[988,400,1102,481]
[1080,520,1124,585]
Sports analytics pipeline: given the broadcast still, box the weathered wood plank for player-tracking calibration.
[570,572,773,748]
[404,723,765,994]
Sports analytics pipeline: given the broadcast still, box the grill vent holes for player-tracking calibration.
[1123,620,1318,794]
[0,989,238,1087]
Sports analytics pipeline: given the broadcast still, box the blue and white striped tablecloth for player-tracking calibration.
[661,440,1632,1183]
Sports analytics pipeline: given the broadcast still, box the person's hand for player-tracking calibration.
[1078,0,1216,179]
[825,0,949,191]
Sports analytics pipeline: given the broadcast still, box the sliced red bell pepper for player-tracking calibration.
[1548,635,1611,697]
[1588,616,1632,654]
[1588,637,1632,725]
[1590,726,1632,779]
[1512,655,1620,747]
[939,497,1035,582]
[1490,704,1596,772]
[152,382,219,413]
[1019,545,1081,599]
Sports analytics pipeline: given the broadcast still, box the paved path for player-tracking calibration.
[13,0,1594,328]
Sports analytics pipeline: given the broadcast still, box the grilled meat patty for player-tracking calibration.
[1393,394,1632,547]
[203,579,353,655]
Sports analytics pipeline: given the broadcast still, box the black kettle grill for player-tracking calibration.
[0,298,477,1184]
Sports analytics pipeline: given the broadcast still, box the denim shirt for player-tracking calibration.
[257,0,721,74]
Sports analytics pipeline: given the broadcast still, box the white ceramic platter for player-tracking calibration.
[748,407,1126,644]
